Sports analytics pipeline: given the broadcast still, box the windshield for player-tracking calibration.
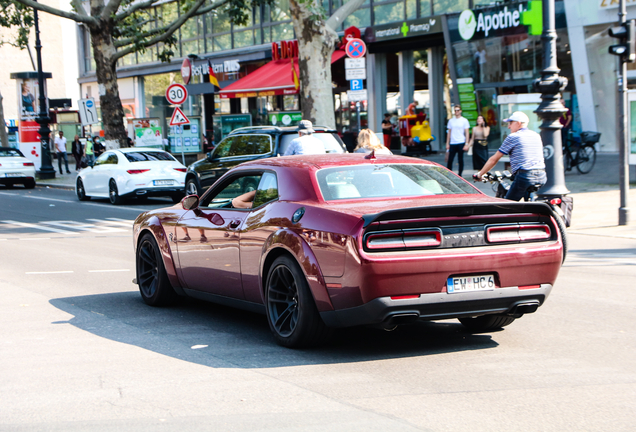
[279,133,345,155]
[316,164,478,200]
[124,151,176,162]
[0,148,24,157]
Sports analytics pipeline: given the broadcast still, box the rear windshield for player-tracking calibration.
[279,132,345,155]
[316,164,478,200]
[0,148,24,157]
[124,151,176,162]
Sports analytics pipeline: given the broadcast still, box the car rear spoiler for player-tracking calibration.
[361,202,555,228]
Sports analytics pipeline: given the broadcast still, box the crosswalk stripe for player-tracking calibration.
[1,220,75,234]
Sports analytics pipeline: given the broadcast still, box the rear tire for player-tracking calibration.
[459,315,516,332]
[553,210,568,263]
[24,179,36,189]
[265,255,332,348]
[76,178,90,201]
[109,179,123,205]
[575,145,596,174]
[136,233,179,306]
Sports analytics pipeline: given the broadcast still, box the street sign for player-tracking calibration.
[345,58,365,69]
[78,98,98,126]
[347,89,367,102]
[166,83,188,105]
[169,107,190,126]
[345,38,366,58]
[181,58,192,85]
[350,79,364,91]
[346,68,366,80]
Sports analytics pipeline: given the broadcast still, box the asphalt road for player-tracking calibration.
[1,185,635,431]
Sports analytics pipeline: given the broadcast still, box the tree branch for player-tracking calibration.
[113,0,209,61]
[102,0,124,21]
[325,0,365,31]
[12,0,99,26]
[113,0,156,22]
[70,0,88,17]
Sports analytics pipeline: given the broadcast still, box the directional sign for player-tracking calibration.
[345,57,365,69]
[166,83,188,105]
[169,107,190,126]
[78,98,99,126]
[347,89,367,102]
[350,79,364,91]
[345,38,366,59]
[346,68,366,80]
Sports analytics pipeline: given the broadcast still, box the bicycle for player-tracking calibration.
[563,131,599,174]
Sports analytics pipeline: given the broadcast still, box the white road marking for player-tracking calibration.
[1,219,135,235]
[42,220,127,233]
[0,192,74,203]
[0,191,152,211]
[19,238,52,241]
[26,271,74,275]
[88,269,130,273]
[1,220,75,234]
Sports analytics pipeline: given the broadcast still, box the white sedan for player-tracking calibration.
[0,147,36,189]
[76,148,186,204]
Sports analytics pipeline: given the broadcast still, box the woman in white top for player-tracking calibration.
[354,129,393,155]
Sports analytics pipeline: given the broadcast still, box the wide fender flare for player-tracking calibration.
[260,229,334,312]
[135,216,184,294]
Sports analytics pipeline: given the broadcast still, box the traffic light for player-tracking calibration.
[609,19,636,62]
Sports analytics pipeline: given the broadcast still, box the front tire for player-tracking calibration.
[109,179,122,205]
[185,178,201,196]
[459,315,516,332]
[76,178,90,201]
[265,255,331,348]
[136,233,179,306]
[576,145,596,174]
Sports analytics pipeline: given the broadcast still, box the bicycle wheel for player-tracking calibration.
[562,148,572,172]
[576,145,596,174]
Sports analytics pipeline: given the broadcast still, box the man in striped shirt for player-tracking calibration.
[475,111,546,201]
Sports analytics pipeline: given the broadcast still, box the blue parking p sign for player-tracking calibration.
[350,79,364,91]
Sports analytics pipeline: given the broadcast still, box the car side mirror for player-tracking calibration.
[182,194,199,210]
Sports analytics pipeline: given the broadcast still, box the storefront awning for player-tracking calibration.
[219,51,347,99]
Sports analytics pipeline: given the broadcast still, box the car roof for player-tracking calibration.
[115,147,168,153]
[235,154,439,170]
[228,126,337,135]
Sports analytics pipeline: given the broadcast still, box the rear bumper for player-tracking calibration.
[320,284,552,328]
[0,174,35,185]
[121,186,183,198]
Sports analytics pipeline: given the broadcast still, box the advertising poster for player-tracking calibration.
[131,118,163,148]
[17,78,45,146]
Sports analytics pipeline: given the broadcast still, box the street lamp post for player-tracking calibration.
[535,0,568,198]
[33,2,55,179]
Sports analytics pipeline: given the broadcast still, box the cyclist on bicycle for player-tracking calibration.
[474,111,546,201]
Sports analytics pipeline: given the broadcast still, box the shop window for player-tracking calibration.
[214,34,232,52]
[235,8,253,29]
[212,8,231,33]
[271,0,291,21]
[234,30,254,48]
[433,0,467,14]
[406,0,419,19]
[283,95,299,111]
[344,6,370,29]
[255,28,263,45]
[263,27,271,43]
[272,23,294,41]
[374,2,404,26]
[215,95,231,114]
[159,3,179,29]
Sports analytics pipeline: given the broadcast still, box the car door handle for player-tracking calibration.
[229,219,241,229]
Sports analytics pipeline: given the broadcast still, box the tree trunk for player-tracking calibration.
[289,1,339,129]
[88,18,128,149]
[0,91,9,147]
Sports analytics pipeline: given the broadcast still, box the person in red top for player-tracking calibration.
[381,113,393,148]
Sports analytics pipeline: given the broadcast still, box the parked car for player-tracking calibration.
[133,154,565,348]
[184,126,346,196]
[0,147,36,189]
[76,148,186,204]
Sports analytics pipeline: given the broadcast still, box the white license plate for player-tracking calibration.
[153,180,174,186]
[5,172,23,178]
[447,275,495,293]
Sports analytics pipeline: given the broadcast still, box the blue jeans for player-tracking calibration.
[506,169,547,201]
[57,151,70,173]
[85,154,95,167]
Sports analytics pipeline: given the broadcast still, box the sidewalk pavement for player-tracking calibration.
[35,152,636,232]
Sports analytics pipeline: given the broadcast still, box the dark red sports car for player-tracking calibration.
[133,154,565,347]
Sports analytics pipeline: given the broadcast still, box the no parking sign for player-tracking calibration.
[345,38,366,59]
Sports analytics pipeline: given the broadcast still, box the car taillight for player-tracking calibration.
[174,168,187,172]
[365,229,441,250]
[549,197,562,206]
[127,169,150,174]
[403,230,442,248]
[23,162,34,166]
[366,232,404,250]
[486,224,551,243]
[390,295,420,300]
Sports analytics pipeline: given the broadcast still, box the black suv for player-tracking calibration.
[184,125,346,195]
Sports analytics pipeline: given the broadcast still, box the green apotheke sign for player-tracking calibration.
[457,1,543,41]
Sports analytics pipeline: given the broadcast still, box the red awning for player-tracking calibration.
[219,50,347,99]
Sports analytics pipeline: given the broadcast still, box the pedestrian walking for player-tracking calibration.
[381,113,393,149]
[54,131,71,174]
[468,115,490,171]
[283,120,326,155]
[94,136,104,158]
[71,135,83,171]
[475,111,546,201]
[446,106,470,176]
[85,136,95,167]
[354,129,392,155]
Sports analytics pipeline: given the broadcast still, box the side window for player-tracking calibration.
[213,137,235,158]
[225,135,272,157]
[251,135,272,155]
[201,174,262,208]
[105,153,118,164]
[94,153,109,166]
[253,172,278,208]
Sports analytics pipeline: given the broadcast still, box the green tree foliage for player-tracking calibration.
[0,1,33,48]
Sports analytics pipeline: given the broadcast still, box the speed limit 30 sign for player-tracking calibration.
[166,83,188,105]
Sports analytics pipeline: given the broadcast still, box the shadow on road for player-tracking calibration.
[50,291,499,368]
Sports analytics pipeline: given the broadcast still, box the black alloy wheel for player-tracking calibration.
[109,179,122,205]
[76,178,90,201]
[576,145,596,174]
[136,233,179,306]
[185,178,200,196]
[265,255,332,348]
[459,314,516,332]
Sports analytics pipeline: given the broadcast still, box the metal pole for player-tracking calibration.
[618,0,630,225]
[356,102,361,133]
[536,0,568,198]
[33,3,55,179]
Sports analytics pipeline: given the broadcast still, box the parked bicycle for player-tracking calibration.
[563,131,600,174]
